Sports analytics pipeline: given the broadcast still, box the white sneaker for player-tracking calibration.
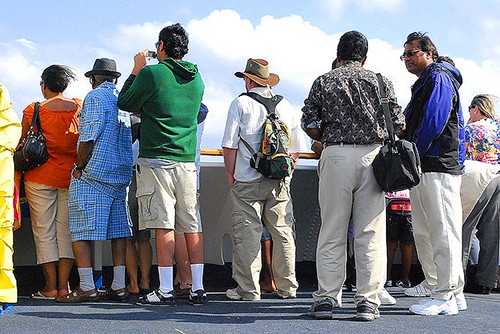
[225,288,259,301]
[409,296,459,316]
[226,288,243,300]
[405,282,432,297]
[455,292,467,311]
[378,288,396,305]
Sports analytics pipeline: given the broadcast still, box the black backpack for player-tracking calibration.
[240,92,294,179]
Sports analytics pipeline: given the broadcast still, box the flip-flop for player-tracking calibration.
[31,291,57,300]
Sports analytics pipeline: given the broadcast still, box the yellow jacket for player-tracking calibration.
[0,83,21,152]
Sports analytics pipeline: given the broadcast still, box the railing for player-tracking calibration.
[201,149,318,159]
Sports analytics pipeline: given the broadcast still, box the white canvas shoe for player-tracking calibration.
[226,288,243,300]
[455,292,467,311]
[409,296,459,316]
[405,282,432,297]
[378,288,397,305]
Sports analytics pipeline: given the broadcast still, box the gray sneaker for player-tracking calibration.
[356,301,380,321]
[308,298,334,319]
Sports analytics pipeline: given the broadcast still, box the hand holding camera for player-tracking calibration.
[146,50,157,59]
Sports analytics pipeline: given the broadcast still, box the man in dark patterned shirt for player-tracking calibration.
[301,31,404,321]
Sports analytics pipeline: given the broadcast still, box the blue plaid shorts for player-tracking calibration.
[69,179,132,242]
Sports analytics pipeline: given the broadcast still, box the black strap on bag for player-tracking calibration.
[14,102,49,172]
[376,74,396,142]
[372,74,421,192]
[30,102,43,134]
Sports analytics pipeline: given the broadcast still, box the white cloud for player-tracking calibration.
[2,9,500,150]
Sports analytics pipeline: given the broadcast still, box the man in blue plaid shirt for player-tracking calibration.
[58,58,133,303]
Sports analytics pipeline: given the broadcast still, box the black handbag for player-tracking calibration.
[372,74,421,192]
[14,102,49,172]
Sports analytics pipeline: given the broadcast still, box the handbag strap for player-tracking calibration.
[375,74,395,142]
[29,102,43,133]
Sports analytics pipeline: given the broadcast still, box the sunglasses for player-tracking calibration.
[400,49,422,61]
[155,41,160,49]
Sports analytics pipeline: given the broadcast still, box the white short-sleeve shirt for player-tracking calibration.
[222,87,307,182]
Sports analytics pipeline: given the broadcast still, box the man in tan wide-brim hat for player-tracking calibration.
[234,58,280,88]
[221,58,306,301]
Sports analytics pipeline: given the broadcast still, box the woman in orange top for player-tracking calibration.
[19,65,81,299]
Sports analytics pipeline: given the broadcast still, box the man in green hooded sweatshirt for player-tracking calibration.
[118,23,206,306]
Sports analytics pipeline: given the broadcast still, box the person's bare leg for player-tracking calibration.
[40,261,58,297]
[137,238,152,291]
[111,238,126,266]
[387,241,398,284]
[57,258,74,296]
[174,233,192,289]
[260,240,277,292]
[125,238,140,293]
[400,243,413,286]
[184,232,204,264]
[72,241,92,268]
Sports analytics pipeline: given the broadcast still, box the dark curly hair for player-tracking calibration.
[41,65,76,93]
[158,23,189,59]
[404,32,439,61]
[337,31,368,62]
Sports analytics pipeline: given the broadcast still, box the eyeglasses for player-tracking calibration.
[155,41,160,49]
[469,105,476,110]
[39,80,43,85]
[400,49,423,61]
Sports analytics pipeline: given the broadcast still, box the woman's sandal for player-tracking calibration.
[57,287,98,303]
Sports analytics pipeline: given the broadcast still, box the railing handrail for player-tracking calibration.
[201,149,318,159]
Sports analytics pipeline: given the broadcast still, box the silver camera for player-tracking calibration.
[146,50,157,59]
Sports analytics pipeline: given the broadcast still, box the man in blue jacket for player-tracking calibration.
[401,32,466,315]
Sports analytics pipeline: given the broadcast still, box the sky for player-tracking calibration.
[1,0,500,152]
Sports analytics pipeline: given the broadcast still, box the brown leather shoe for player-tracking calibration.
[98,287,130,301]
[174,282,191,299]
[57,287,98,303]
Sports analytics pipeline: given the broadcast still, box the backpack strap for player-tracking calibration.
[239,92,284,155]
[240,92,283,115]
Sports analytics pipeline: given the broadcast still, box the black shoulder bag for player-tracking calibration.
[372,74,421,192]
[14,102,49,172]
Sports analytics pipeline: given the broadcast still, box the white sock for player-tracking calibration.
[111,265,126,291]
[78,267,94,291]
[190,263,204,291]
[158,266,174,294]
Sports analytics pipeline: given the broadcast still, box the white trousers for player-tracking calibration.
[410,172,464,300]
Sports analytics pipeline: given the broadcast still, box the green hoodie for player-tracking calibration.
[118,58,204,162]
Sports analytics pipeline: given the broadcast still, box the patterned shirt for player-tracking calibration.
[301,61,404,144]
[465,117,500,164]
[77,82,133,199]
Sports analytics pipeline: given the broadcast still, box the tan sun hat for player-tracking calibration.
[235,58,280,87]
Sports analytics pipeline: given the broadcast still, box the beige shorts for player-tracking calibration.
[135,163,202,233]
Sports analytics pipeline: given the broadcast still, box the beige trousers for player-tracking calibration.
[313,144,386,307]
[25,181,74,264]
[410,172,464,300]
[230,177,298,300]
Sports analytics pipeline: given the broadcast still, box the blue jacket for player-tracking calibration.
[403,62,465,174]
